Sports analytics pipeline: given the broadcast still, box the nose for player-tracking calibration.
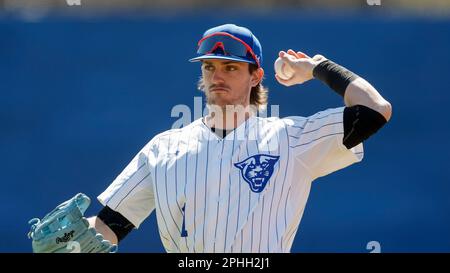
[211,68,225,84]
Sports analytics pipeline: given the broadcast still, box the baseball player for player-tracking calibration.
[28,23,392,253]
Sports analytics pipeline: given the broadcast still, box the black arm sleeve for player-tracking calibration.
[313,59,360,97]
[343,105,388,149]
[97,206,135,242]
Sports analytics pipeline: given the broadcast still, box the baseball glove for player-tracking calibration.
[27,193,117,253]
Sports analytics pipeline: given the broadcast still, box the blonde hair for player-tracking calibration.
[197,64,268,110]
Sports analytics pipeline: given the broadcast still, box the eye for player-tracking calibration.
[249,164,255,169]
[226,65,238,71]
[203,64,214,71]
[262,163,267,168]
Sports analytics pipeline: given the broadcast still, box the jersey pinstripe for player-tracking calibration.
[98,106,364,252]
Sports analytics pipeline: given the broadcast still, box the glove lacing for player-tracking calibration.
[27,218,41,239]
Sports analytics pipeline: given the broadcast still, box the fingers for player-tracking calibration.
[279,50,310,60]
[279,50,296,59]
[279,51,296,64]
[297,51,310,59]
[276,49,314,86]
[287,49,299,58]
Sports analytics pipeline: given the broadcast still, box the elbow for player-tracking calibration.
[378,100,392,122]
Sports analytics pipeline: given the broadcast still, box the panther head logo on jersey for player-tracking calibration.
[234,154,280,193]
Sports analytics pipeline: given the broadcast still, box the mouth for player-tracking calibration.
[252,178,264,186]
[209,87,229,92]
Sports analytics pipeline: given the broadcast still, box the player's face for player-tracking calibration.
[201,60,262,108]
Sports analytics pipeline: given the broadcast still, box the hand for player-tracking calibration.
[28,193,117,253]
[275,49,327,87]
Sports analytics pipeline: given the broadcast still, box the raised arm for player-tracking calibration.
[276,49,392,121]
[275,49,392,149]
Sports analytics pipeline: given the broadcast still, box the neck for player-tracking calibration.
[205,103,255,130]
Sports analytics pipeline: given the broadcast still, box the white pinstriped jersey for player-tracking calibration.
[98,106,363,253]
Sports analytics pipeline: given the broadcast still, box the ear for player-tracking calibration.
[260,155,280,164]
[234,161,246,170]
[234,157,254,170]
[251,68,264,87]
